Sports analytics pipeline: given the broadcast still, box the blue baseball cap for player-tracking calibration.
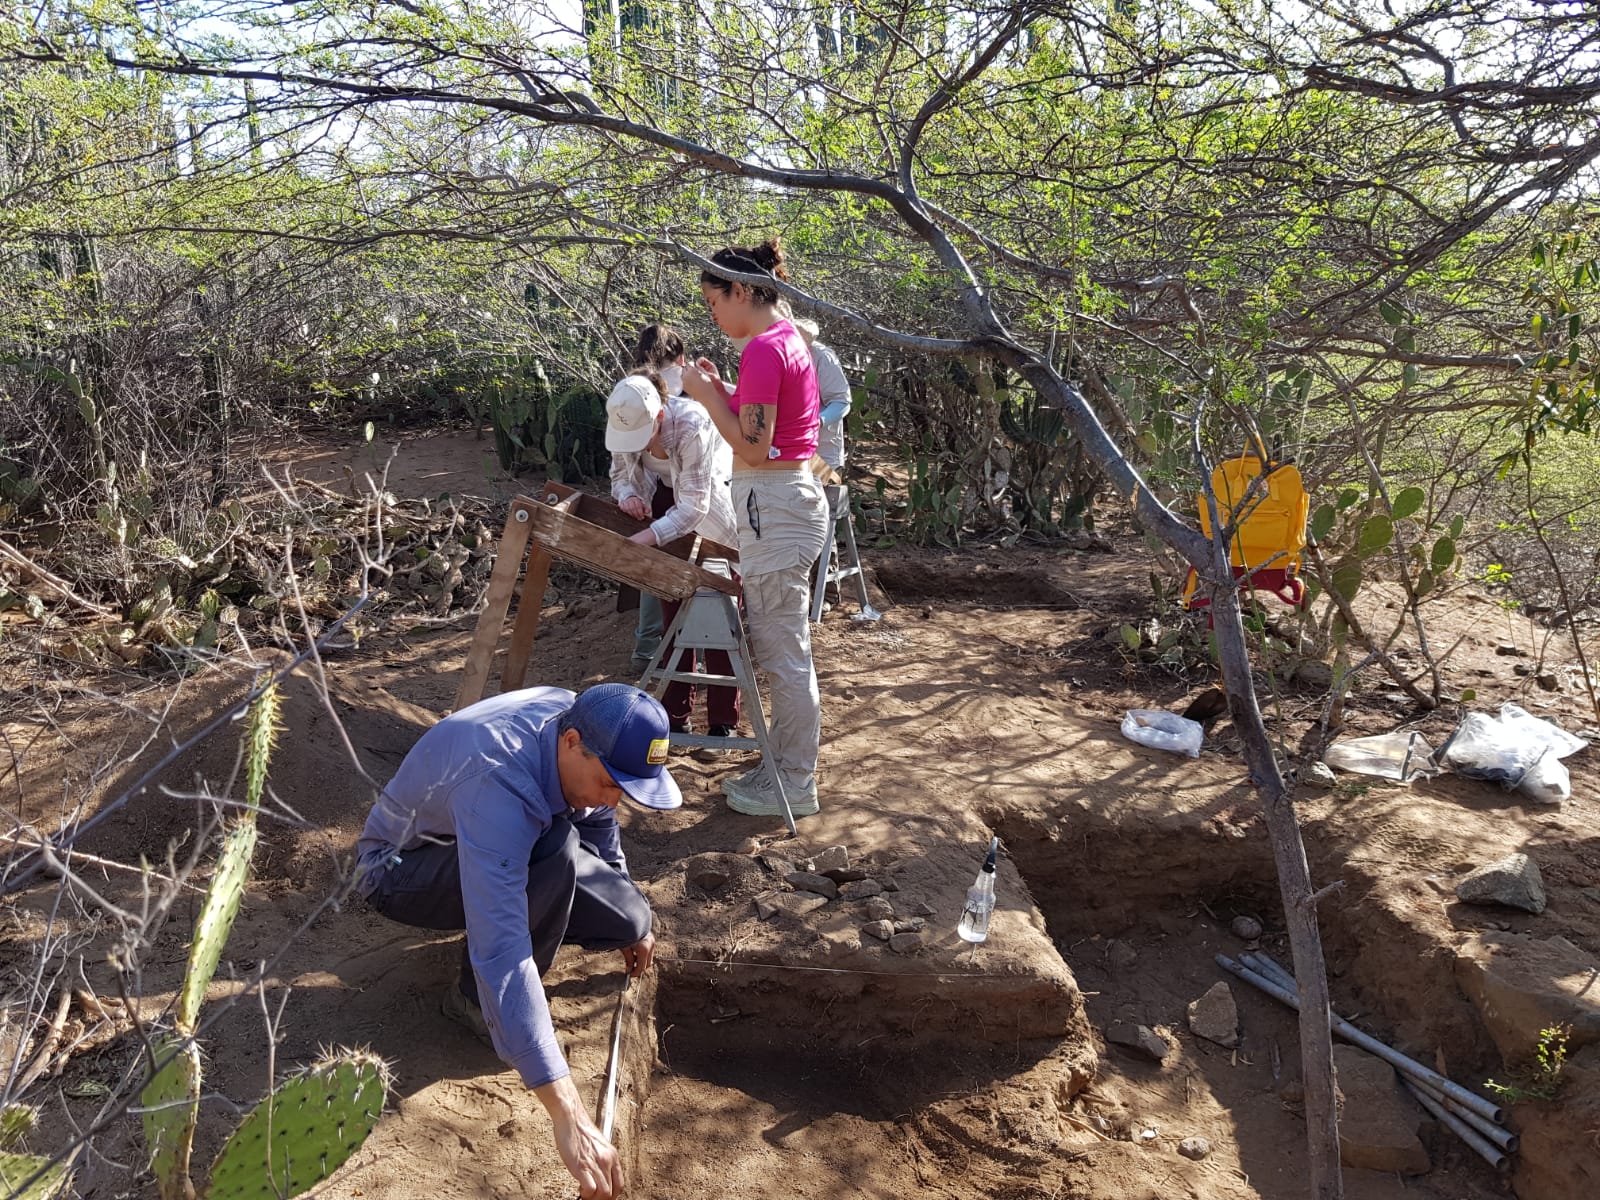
[567,683,682,811]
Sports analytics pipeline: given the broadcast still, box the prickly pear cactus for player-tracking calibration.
[174,819,257,1035]
[242,682,280,812]
[205,1049,388,1200]
[141,1033,201,1200]
[0,1150,73,1198]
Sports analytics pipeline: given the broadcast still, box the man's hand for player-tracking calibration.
[620,932,655,978]
[535,1076,624,1199]
[618,495,650,520]
[627,529,657,547]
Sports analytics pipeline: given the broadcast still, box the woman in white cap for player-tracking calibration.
[606,340,740,740]
[681,237,828,818]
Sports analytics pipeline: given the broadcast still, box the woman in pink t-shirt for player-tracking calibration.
[681,238,828,819]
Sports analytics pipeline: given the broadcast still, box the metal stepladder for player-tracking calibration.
[810,483,882,623]
[637,558,797,834]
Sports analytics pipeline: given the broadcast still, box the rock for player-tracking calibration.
[821,867,870,883]
[892,917,926,934]
[1186,982,1240,1048]
[1455,853,1547,913]
[840,879,884,900]
[1453,931,1600,1060]
[1496,642,1526,657]
[888,931,924,954]
[1537,673,1560,691]
[811,845,849,874]
[1105,1023,1169,1064]
[784,871,839,901]
[1229,915,1263,941]
[1582,886,1600,907]
[862,896,895,921]
[1106,940,1139,971]
[1332,1045,1430,1174]
[861,920,894,942]
[1293,660,1335,690]
[1514,662,1533,676]
[881,878,899,892]
[755,891,829,921]
[914,900,937,918]
[736,837,762,855]
[759,854,799,878]
[1302,762,1338,790]
[1177,1137,1211,1161]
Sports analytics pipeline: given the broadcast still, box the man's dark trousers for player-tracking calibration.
[366,813,651,1003]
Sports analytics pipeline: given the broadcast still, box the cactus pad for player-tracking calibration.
[175,819,257,1034]
[206,1049,387,1200]
[0,1150,73,1198]
[0,1103,38,1150]
[141,1033,200,1200]
[242,683,281,812]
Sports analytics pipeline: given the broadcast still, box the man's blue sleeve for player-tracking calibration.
[571,807,626,875]
[452,772,568,1089]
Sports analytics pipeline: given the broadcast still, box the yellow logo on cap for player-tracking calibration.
[647,737,670,765]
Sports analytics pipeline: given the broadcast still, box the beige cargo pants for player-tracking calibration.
[731,466,829,784]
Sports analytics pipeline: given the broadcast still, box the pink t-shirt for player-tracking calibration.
[730,320,820,461]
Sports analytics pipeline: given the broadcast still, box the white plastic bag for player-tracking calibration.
[1121,710,1204,758]
[1440,703,1587,804]
[1518,751,1572,806]
[1324,731,1436,783]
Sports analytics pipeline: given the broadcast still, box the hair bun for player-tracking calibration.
[752,238,787,280]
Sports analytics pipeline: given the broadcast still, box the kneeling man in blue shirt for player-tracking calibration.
[355,682,680,1200]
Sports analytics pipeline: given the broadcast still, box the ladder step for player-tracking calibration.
[669,733,759,750]
[643,671,743,687]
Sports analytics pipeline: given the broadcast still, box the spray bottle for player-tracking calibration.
[957,836,1000,944]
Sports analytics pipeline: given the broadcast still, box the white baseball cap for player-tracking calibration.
[605,375,663,453]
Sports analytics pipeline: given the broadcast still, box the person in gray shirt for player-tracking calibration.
[355,683,680,1200]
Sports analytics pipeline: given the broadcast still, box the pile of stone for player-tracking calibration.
[749,844,934,954]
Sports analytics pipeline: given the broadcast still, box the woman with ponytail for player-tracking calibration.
[681,239,828,817]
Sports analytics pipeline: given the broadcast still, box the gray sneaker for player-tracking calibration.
[723,764,767,793]
[441,985,493,1046]
[724,771,819,818]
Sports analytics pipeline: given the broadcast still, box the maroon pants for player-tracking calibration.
[659,595,741,727]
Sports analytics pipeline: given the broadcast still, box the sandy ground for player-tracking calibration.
[4,427,1598,1200]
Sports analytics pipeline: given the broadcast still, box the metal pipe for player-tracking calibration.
[1215,954,1506,1129]
[1403,1080,1510,1172]
[1405,1074,1519,1152]
[597,974,631,1144]
[1247,951,1507,1128]
[1239,950,1297,993]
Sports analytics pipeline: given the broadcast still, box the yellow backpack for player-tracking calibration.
[1181,455,1310,612]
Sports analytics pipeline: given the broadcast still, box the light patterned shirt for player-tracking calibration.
[609,394,737,547]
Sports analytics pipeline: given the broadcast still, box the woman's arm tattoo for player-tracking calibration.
[741,404,767,445]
